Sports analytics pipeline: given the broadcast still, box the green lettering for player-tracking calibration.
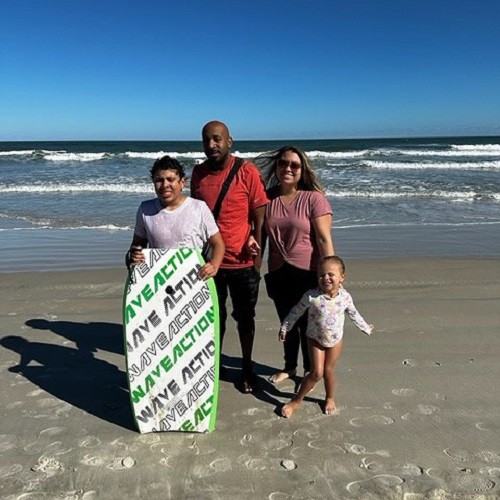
[194,408,205,426]
[131,385,146,404]
[180,248,193,259]
[201,395,213,416]
[161,264,174,280]
[153,271,166,293]
[206,306,215,323]
[131,295,142,308]
[125,305,136,324]
[144,374,155,392]
[142,284,153,301]
[173,343,184,364]
[180,336,193,351]
[160,355,173,373]
[197,316,209,333]
[181,420,194,431]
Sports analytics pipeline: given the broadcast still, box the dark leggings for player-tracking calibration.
[266,263,317,373]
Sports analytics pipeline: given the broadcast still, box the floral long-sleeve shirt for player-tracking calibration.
[281,287,373,348]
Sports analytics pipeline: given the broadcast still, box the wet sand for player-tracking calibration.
[0,258,499,499]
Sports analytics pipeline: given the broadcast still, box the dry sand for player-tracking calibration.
[0,258,499,499]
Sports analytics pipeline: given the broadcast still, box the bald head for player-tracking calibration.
[202,120,230,137]
[202,120,233,169]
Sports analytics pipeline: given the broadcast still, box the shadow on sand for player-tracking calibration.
[1,318,135,431]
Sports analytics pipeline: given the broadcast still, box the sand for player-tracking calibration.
[0,258,499,499]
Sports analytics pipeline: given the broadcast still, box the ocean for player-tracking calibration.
[1,136,499,271]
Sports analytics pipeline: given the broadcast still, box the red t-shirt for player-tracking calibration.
[265,190,332,272]
[191,156,269,269]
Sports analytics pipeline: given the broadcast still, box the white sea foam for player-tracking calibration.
[363,160,500,170]
[43,152,108,162]
[335,220,500,230]
[377,148,500,157]
[0,150,36,156]
[325,189,496,201]
[0,183,152,194]
[0,224,130,232]
[451,144,500,152]
[124,151,206,159]
[306,150,369,158]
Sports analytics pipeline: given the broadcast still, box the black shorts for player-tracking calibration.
[214,266,261,329]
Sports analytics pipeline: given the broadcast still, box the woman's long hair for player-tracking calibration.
[255,145,324,194]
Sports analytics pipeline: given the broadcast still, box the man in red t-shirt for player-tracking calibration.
[191,121,269,393]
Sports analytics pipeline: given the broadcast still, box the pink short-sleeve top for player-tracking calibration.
[265,190,332,272]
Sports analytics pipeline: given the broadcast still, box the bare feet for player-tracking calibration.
[281,400,301,418]
[240,371,258,394]
[268,370,296,384]
[324,397,339,415]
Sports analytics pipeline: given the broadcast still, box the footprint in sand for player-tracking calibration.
[31,457,64,476]
[308,440,345,454]
[24,441,45,454]
[0,463,23,479]
[401,404,444,422]
[392,388,417,397]
[240,433,293,451]
[137,434,161,445]
[77,436,101,448]
[361,458,423,476]
[444,448,475,462]
[81,454,107,467]
[347,474,404,496]
[444,449,500,464]
[345,444,390,457]
[40,441,73,458]
[22,398,72,419]
[427,467,495,493]
[476,451,500,464]
[110,438,129,452]
[245,458,270,470]
[40,426,67,437]
[192,457,231,478]
[293,428,321,440]
[349,415,395,427]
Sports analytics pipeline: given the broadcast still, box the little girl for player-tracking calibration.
[279,255,373,418]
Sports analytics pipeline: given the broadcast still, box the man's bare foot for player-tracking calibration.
[324,397,339,415]
[240,371,258,394]
[269,370,296,384]
[281,400,301,418]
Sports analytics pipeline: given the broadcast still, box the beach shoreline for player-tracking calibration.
[1,257,499,498]
[2,222,500,273]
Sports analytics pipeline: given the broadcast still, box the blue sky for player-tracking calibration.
[1,0,499,140]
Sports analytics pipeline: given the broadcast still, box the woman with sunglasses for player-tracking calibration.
[255,146,334,384]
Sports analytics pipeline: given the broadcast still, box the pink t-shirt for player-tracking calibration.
[265,190,332,272]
